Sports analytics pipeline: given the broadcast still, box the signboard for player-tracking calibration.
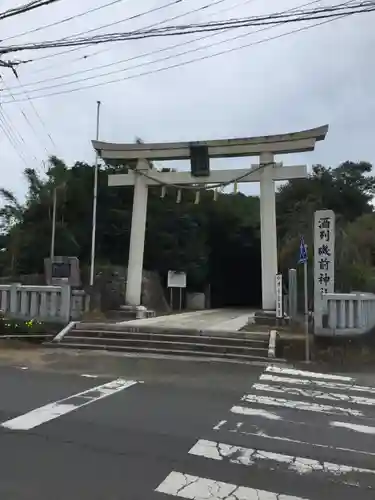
[313,209,335,330]
[44,256,81,286]
[51,261,70,279]
[275,274,283,318]
[314,210,335,299]
[167,271,187,288]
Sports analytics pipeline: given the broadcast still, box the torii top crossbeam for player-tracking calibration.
[92,125,328,161]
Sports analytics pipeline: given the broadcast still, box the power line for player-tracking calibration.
[0,105,31,154]
[0,76,49,167]
[1,79,49,155]
[0,0,258,152]
[0,0,63,21]
[1,1,370,97]
[11,0,258,89]
[1,9,364,104]
[1,0,372,55]
[0,105,37,168]
[1,76,56,155]
[28,0,243,73]
[0,114,30,169]
[20,0,186,65]
[14,75,58,151]
[3,0,131,42]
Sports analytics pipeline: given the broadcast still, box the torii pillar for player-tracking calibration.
[93,125,328,311]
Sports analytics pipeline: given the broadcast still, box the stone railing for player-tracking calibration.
[315,292,375,336]
[71,289,90,320]
[0,284,89,323]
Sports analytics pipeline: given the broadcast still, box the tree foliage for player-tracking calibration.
[0,157,374,303]
[277,161,375,292]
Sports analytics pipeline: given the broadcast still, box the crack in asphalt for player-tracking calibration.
[194,439,375,489]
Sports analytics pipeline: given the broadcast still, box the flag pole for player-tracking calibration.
[299,236,310,362]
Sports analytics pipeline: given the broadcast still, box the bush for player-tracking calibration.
[0,310,49,335]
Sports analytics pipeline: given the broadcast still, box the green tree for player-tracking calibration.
[2,156,374,304]
[277,162,374,268]
[0,187,24,274]
[277,161,375,293]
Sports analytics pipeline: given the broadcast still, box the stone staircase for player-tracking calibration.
[50,322,272,362]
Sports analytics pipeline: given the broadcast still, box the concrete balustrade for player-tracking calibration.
[315,292,375,336]
[0,284,89,323]
[71,289,90,320]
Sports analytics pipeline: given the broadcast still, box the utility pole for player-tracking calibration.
[50,186,57,260]
[89,100,101,286]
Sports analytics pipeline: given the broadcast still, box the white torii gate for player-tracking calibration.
[93,125,328,311]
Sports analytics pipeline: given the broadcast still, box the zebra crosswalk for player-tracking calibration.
[154,364,375,499]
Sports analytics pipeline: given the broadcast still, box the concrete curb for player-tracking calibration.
[268,330,277,358]
[0,334,53,339]
[53,321,77,343]
[43,345,287,367]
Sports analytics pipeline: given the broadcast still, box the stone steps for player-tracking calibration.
[74,322,267,340]
[51,323,272,362]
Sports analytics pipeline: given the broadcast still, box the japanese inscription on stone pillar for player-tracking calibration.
[314,210,335,303]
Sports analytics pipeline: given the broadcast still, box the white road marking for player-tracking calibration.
[81,374,99,379]
[218,414,375,442]
[155,471,308,500]
[1,378,138,430]
[237,394,363,417]
[266,365,352,381]
[188,439,375,482]
[213,420,227,430]
[330,421,375,434]
[227,425,375,457]
[229,406,282,420]
[253,383,375,406]
[261,374,375,394]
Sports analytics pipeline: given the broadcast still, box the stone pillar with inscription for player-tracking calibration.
[313,210,335,332]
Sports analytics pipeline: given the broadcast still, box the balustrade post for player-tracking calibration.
[60,285,71,322]
[9,283,21,315]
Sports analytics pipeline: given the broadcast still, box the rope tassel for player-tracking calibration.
[176,189,182,203]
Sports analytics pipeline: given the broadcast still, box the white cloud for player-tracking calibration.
[0,0,374,200]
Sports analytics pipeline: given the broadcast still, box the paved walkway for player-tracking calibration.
[121,309,254,332]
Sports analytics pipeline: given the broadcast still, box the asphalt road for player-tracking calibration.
[0,354,374,499]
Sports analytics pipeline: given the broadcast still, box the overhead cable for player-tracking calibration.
[2,0,324,96]
[27,0,238,70]
[23,0,200,66]
[0,10,363,104]
[3,0,131,42]
[0,0,373,56]
[1,76,57,153]
[7,0,263,90]
[0,104,39,167]
[0,0,63,21]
